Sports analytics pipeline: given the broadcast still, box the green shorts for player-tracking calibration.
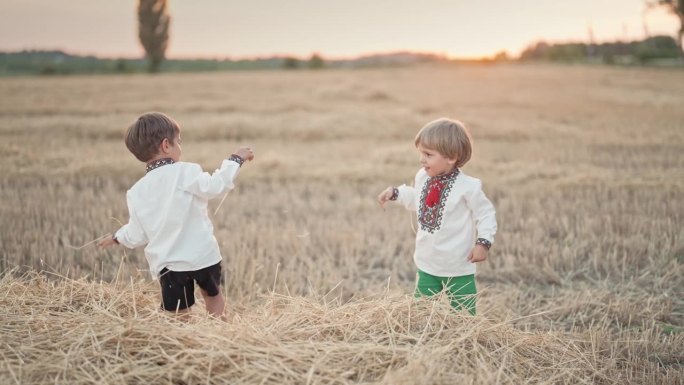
[415,270,477,315]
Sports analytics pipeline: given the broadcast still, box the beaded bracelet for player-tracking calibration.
[228,154,245,166]
[475,238,491,250]
[389,187,399,201]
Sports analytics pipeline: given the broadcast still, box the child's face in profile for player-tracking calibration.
[417,143,457,177]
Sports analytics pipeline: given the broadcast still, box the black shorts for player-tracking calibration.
[158,262,222,311]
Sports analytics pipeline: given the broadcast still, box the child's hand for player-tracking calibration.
[468,245,489,263]
[377,187,395,209]
[97,235,118,248]
[234,147,255,162]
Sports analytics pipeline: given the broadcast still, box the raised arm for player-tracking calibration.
[183,147,254,200]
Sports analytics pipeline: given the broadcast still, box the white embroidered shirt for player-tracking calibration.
[394,168,497,277]
[114,159,241,278]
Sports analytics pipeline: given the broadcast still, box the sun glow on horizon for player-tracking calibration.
[0,1,680,60]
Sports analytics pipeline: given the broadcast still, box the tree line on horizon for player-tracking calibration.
[0,51,446,76]
[0,37,680,76]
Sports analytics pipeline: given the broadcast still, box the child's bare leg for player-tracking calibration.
[200,289,225,320]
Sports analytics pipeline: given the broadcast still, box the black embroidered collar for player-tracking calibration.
[146,158,175,173]
[431,167,460,182]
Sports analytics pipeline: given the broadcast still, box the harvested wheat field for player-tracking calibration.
[1,64,683,384]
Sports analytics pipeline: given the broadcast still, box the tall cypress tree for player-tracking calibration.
[138,0,170,73]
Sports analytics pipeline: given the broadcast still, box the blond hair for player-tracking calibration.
[414,118,472,168]
[124,112,180,162]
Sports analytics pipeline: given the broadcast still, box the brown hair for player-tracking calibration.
[124,112,180,162]
[414,118,472,168]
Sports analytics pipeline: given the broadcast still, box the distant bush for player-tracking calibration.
[282,57,300,69]
[308,53,325,69]
[520,35,681,64]
[634,35,681,61]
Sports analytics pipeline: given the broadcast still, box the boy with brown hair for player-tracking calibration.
[99,112,254,319]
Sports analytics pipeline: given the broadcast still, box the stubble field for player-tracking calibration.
[1,64,683,384]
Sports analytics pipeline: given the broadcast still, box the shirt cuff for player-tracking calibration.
[475,238,492,250]
[113,228,127,248]
[389,187,399,201]
[228,154,245,167]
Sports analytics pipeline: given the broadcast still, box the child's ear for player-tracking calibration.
[160,138,171,154]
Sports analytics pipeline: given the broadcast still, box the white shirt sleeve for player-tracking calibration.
[182,159,241,200]
[395,184,417,211]
[393,169,425,211]
[114,192,149,249]
[465,180,497,243]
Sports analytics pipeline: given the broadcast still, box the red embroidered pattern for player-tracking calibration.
[425,180,444,208]
[418,169,459,233]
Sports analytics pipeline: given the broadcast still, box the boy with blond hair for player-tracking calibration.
[99,112,254,319]
[377,118,497,315]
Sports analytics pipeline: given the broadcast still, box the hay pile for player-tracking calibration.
[1,271,682,384]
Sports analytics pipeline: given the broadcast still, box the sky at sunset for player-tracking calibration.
[0,0,679,59]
